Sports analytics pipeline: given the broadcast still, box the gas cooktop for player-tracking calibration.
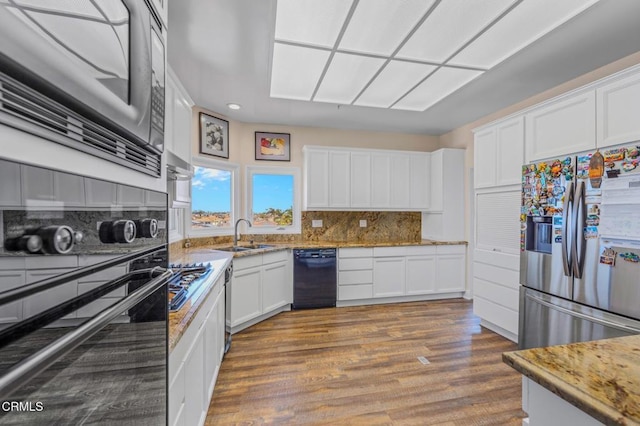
[168,263,213,312]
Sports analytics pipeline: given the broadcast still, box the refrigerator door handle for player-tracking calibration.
[526,291,640,334]
[572,181,587,279]
[561,180,573,277]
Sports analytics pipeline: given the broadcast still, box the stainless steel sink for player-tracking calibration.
[215,244,275,252]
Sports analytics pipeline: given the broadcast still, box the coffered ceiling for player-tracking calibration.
[168,0,640,135]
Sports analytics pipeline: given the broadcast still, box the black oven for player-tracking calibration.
[0,0,165,176]
[0,158,170,424]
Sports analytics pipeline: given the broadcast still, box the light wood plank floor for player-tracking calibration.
[206,299,526,425]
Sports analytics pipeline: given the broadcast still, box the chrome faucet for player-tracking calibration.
[234,218,252,246]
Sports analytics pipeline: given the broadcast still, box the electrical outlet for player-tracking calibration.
[312,219,323,228]
[359,219,367,227]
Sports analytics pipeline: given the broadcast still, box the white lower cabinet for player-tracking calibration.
[0,269,25,323]
[169,272,226,426]
[338,245,465,305]
[373,257,405,298]
[228,250,292,333]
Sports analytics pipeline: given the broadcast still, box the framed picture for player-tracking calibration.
[255,132,290,161]
[199,113,229,158]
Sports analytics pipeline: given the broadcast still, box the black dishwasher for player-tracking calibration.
[293,248,337,309]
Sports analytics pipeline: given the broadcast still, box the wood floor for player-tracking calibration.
[206,299,526,425]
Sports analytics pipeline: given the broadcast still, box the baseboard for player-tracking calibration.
[479,319,518,343]
[336,292,465,308]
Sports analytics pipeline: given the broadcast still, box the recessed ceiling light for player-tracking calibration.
[227,103,241,110]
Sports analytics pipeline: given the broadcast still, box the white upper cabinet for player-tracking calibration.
[329,151,350,208]
[304,148,329,209]
[474,116,524,189]
[303,146,431,211]
[496,117,525,186]
[525,91,596,162]
[350,152,372,208]
[370,153,391,208]
[597,70,640,149]
[474,127,497,189]
[429,149,444,212]
[410,154,430,210]
[165,69,194,163]
[389,154,411,207]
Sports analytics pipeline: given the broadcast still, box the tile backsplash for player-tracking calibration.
[182,211,421,251]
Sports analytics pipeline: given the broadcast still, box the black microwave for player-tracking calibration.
[0,0,165,175]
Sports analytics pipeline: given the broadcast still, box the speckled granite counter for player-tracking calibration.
[168,250,232,351]
[203,239,467,258]
[503,335,640,425]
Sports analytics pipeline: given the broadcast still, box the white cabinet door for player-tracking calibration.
[373,257,405,298]
[204,291,221,399]
[0,270,24,324]
[429,150,444,211]
[217,286,226,361]
[597,70,640,148]
[525,91,596,162]
[329,151,350,208]
[410,154,430,210]
[496,116,525,186]
[262,261,289,312]
[0,160,21,206]
[371,153,391,208]
[304,149,329,208]
[405,255,436,295]
[390,154,411,207]
[436,250,466,292]
[183,326,206,426]
[350,152,371,208]
[168,361,185,426]
[474,127,497,189]
[166,73,193,163]
[231,267,262,326]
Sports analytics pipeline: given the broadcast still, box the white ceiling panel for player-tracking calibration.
[314,53,385,104]
[339,0,436,56]
[354,61,436,108]
[275,0,352,48]
[270,43,331,101]
[393,67,483,111]
[397,0,516,63]
[450,0,601,68]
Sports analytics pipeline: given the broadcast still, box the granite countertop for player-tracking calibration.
[503,335,640,426]
[204,239,467,257]
[168,250,232,351]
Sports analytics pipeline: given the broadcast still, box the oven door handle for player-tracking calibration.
[0,267,172,401]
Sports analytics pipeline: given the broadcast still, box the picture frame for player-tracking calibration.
[199,112,229,159]
[255,132,290,161]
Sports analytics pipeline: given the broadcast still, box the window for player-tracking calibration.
[246,166,300,234]
[189,158,239,235]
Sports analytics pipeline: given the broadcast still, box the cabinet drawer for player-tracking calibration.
[437,245,466,255]
[373,246,407,257]
[405,245,436,256]
[262,250,289,265]
[339,270,373,286]
[339,247,373,258]
[25,255,78,269]
[339,257,373,271]
[234,254,262,270]
[78,280,126,297]
[338,284,373,301]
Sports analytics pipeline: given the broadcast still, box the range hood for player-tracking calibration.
[166,150,193,180]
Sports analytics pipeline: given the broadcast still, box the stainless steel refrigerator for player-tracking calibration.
[519,143,640,349]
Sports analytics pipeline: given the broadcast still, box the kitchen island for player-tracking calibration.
[503,335,640,426]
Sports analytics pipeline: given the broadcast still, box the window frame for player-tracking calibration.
[187,157,240,237]
[245,165,301,234]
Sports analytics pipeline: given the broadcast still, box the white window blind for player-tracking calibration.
[476,190,521,254]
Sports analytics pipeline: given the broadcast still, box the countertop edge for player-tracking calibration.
[168,253,233,352]
[502,351,630,426]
